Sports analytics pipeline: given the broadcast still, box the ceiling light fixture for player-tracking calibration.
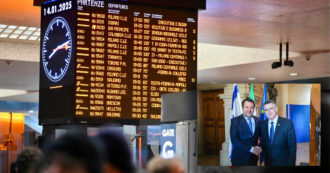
[29,36,38,40]
[23,31,33,35]
[19,35,28,39]
[8,25,17,29]
[18,26,27,30]
[4,29,13,33]
[9,34,19,39]
[290,73,298,76]
[14,30,23,34]
[33,31,40,36]
[0,33,9,38]
[28,27,37,31]
[272,42,282,69]
[284,42,294,67]
[272,42,294,69]
[248,77,255,80]
[0,24,40,41]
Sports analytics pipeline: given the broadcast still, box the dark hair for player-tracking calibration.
[242,98,255,108]
[36,132,103,173]
[97,127,135,173]
[16,147,43,173]
[264,100,276,106]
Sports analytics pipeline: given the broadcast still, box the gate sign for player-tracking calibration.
[160,124,176,159]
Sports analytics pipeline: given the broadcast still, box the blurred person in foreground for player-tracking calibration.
[146,156,185,173]
[14,146,43,173]
[260,100,296,166]
[36,132,103,173]
[96,127,135,173]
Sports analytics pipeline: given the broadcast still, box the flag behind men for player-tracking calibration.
[228,84,243,158]
[259,84,268,164]
[249,83,256,116]
[259,84,268,121]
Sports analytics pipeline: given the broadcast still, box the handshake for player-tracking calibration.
[252,146,262,156]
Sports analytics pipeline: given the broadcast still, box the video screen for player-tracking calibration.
[197,83,321,167]
[39,0,197,124]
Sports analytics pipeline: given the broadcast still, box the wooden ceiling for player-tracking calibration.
[198,0,329,52]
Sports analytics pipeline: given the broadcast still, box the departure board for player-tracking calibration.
[39,0,197,125]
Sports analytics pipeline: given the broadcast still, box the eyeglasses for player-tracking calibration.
[264,107,276,112]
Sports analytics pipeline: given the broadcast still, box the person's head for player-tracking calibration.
[242,98,255,118]
[96,127,134,173]
[146,156,185,173]
[16,146,43,173]
[264,100,278,121]
[36,132,103,173]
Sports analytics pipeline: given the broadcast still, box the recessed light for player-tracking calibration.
[248,77,256,80]
[210,81,218,84]
[0,33,9,38]
[14,30,23,34]
[18,26,27,30]
[9,34,19,39]
[19,35,28,39]
[0,25,41,41]
[33,31,40,36]
[0,24,7,29]
[4,29,13,33]
[27,27,37,31]
[8,25,17,29]
[28,36,38,40]
[290,73,298,76]
[23,31,33,35]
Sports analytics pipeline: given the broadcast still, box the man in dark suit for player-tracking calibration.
[260,100,296,166]
[230,98,261,166]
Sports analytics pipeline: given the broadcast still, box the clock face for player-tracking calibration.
[42,16,72,82]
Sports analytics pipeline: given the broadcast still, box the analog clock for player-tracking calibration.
[42,16,72,82]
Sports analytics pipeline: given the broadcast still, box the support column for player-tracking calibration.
[218,84,250,166]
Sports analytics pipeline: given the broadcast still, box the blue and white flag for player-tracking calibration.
[229,84,243,158]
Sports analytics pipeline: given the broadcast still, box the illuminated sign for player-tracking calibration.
[160,123,176,159]
[39,0,197,124]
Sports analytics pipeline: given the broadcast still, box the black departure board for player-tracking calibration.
[39,0,197,125]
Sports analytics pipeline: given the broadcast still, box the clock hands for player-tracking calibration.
[49,40,70,59]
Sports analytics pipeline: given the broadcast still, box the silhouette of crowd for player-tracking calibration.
[10,127,185,173]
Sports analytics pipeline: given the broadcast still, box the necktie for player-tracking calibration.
[248,118,253,134]
[270,122,274,144]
